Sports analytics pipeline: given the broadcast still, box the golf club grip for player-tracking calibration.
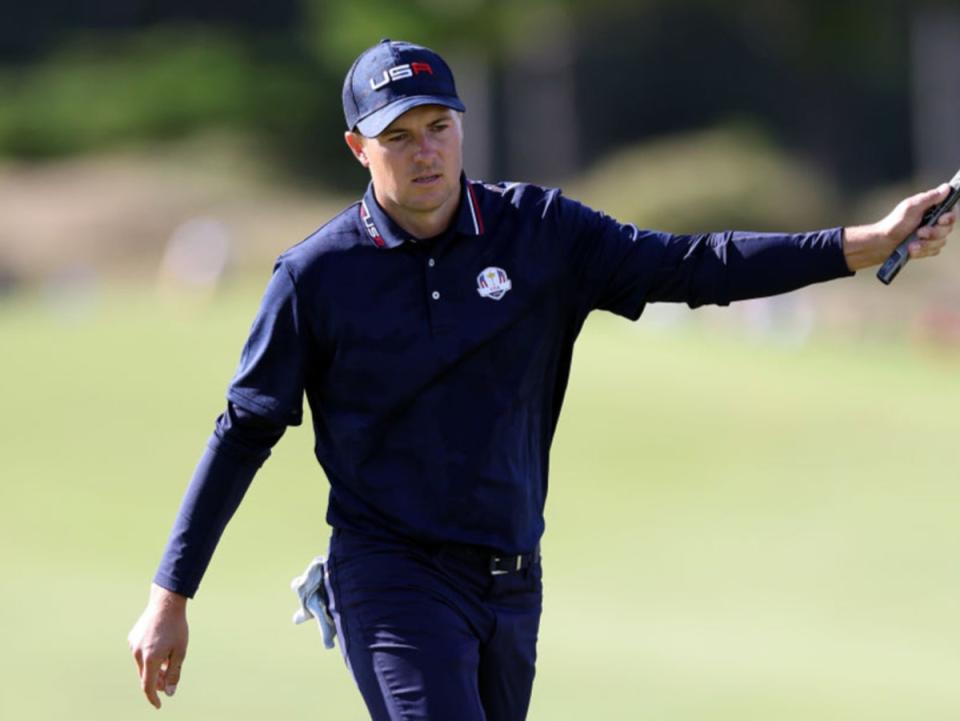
[876,170,960,285]
[876,233,916,285]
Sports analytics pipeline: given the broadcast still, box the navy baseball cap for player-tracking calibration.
[343,39,466,138]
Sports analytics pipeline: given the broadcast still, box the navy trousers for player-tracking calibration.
[324,529,543,721]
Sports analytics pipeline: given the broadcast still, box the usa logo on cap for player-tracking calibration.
[477,267,512,301]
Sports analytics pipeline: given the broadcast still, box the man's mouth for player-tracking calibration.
[412,174,442,185]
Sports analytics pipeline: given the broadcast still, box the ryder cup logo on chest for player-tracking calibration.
[477,267,512,301]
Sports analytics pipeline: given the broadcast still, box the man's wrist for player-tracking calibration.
[842,223,886,271]
[149,582,189,611]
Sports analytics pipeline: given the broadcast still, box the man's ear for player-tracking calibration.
[344,131,369,167]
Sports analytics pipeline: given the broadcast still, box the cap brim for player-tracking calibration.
[355,95,466,138]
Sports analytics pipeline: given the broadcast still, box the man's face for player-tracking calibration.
[346,105,463,230]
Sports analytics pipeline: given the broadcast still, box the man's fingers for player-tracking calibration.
[142,654,164,710]
[909,238,945,258]
[916,209,955,241]
[130,641,159,706]
[918,226,951,241]
[162,648,186,697]
[931,183,951,204]
[150,646,186,699]
[131,646,145,678]
[908,183,951,216]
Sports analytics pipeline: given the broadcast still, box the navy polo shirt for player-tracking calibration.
[155,173,852,597]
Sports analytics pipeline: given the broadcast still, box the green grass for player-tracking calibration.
[2,282,959,720]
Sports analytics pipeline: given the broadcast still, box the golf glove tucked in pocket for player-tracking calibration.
[291,555,337,649]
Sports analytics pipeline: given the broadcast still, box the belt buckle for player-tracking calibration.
[489,555,522,576]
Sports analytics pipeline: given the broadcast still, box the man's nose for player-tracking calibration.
[412,133,438,160]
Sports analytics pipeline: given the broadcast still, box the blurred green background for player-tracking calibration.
[2,1,960,719]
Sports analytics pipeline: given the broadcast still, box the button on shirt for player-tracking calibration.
[155,173,852,597]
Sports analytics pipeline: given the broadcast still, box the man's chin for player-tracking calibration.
[408,186,456,207]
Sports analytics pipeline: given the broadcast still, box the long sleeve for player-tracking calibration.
[153,403,286,598]
[554,190,853,320]
[640,228,852,307]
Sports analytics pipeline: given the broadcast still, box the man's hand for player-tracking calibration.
[128,584,189,710]
[843,183,957,272]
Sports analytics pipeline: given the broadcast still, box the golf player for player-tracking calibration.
[128,39,955,721]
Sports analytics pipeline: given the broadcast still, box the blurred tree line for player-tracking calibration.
[0,0,952,190]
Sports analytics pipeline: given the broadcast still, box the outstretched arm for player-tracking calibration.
[843,183,956,271]
[564,180,957,319]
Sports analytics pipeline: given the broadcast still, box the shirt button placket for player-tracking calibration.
[426,254,451,342]
[428,258,440,301]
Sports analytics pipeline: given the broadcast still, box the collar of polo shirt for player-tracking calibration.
[359,172,485,249]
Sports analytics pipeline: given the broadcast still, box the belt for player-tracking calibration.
[332,528,539,577]
[436,542,540,576]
